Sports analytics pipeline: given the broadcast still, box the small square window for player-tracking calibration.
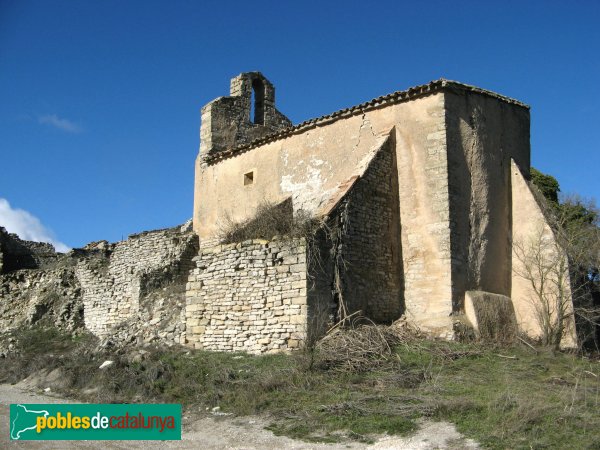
[244,171,254,186]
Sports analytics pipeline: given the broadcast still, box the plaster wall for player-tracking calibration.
[510,160,577,347]
[393,96,453,333]
[194,93,455,334]
[195,94,444,235]
[445,91,530,311]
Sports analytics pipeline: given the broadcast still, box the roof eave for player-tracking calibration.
[203,79,529,165]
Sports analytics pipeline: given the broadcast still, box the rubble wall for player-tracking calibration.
[0,227,60,273]
[75,225,198,342]
[185,238,308,353]
[333,135,403,322]
[0,267,82,332]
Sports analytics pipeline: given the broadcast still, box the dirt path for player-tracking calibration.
[0,384,478,449]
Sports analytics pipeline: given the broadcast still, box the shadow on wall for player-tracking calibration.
[0,227,59,273]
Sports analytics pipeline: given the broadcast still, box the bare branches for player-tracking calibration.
[313,318,423,373]
[218,198,320,244]
[514,186,600,350]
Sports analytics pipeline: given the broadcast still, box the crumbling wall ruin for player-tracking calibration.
[0,267,83,332]
[0,227,82,332]
[75,224,198,343]
[0,222,198,347]
[0,227,60,273]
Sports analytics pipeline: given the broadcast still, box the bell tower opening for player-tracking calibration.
[250,78,265,125]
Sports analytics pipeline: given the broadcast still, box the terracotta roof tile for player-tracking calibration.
[203,79,529,165]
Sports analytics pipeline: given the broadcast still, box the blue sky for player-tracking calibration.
[0,0,598,250]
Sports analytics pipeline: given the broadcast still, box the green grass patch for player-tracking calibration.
[2,326,600,447]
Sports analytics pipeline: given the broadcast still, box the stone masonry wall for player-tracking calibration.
[395,95,454,335]
[0,226,60,273]
[337,135,403,322]
[76,224,198,341]
[186,238,307,353]
[199,72,291,156]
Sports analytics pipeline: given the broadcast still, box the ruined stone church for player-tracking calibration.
[186,72,576,351]
[0,72,576,354]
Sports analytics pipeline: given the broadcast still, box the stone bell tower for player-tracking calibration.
[199,72,291,156]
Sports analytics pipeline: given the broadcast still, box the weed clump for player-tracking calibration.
[312,319,421,372]
[218,198,319,244]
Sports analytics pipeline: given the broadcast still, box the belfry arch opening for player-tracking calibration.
[250,78,265,125]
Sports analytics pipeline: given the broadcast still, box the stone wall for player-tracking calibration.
[331,135,403,322]
[0,227,60,273]
[199,72,291,156]
[185,238,308,353]
[76,224,198,342]
[0,222,200,347]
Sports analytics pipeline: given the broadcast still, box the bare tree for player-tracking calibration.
[513,225,573,348]
[513,192,600,350]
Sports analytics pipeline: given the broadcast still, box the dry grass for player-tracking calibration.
[219,198,319,244]
[471,295,518,344]
[3,324,600,448]
[313,318,422,372]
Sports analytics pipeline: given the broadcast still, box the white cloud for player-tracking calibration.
[38,114,82,133]
[0,198,70,253]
